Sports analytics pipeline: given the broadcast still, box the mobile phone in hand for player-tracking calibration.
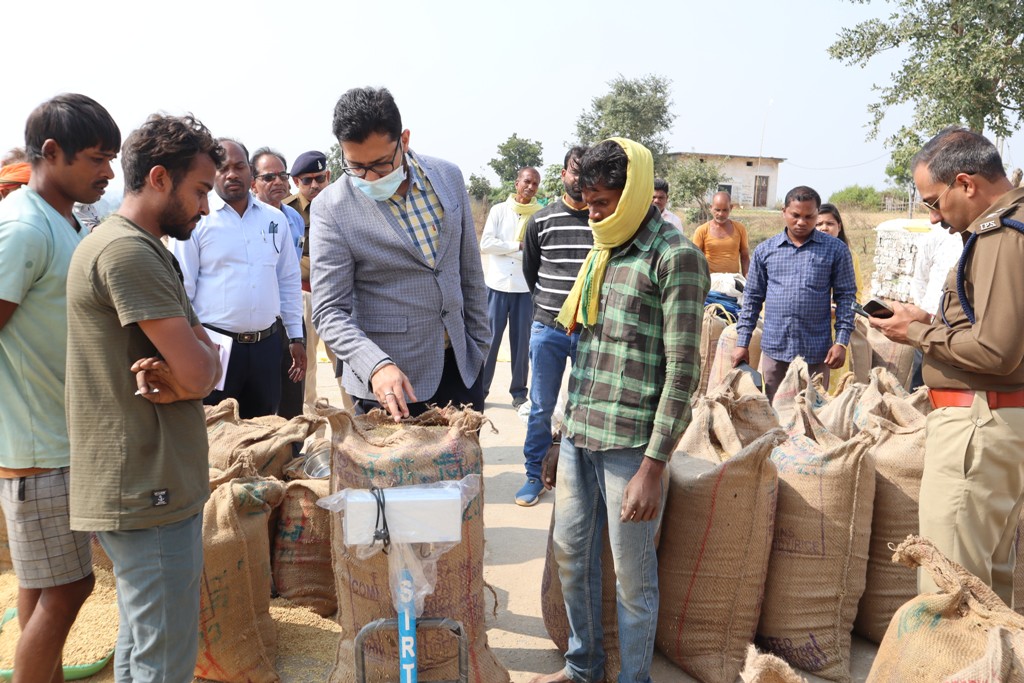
[862,298,894,319]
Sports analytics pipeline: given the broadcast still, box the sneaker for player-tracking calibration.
[512,397,528,410]
[515,477,545,507]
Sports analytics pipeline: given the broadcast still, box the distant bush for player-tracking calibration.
[828,185,883,211]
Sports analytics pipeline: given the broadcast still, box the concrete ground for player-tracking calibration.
[309,337,877,682]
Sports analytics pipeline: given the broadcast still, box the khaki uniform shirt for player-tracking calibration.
[282,192,311,283]
[908,187,1024,391]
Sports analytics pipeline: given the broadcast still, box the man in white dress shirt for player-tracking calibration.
[171,138,304,418]
[480,166,541,409]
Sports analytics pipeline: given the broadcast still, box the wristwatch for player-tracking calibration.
[289,338,306,346]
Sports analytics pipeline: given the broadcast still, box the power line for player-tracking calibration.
[784,152,890,171]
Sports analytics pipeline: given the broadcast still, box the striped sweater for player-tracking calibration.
[522,198,593,328]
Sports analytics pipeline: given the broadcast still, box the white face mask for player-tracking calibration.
[351,162,407,201]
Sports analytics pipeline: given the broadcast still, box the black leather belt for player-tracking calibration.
[204,321,278,344]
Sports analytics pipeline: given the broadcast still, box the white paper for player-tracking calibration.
[203,329,233,391]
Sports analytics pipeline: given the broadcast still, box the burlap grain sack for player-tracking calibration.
[697,305,734,396]
[908,385,933,416]
[854,393,927,644]
[273,478,336,616]
[772,358,830,431]
[848,317,916,389]
[324,406,508,683]
[816,378,865,440]
[1014,506,1024,616]
[541,510,623,682]
[656,429,785,683]
[941,626,1024,682]
[706,321,763,395]
[867,536,1024,682]
[679,370,778,462]
[757,404,876,683]
[196,476,286,683]
[205,398,323,480]
[851,367,911,433]
[740,645,810,683]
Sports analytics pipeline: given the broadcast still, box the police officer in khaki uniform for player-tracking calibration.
[283,151,353,409]
[870,127,1024,606]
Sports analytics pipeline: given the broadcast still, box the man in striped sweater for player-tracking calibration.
[518,146,592,506]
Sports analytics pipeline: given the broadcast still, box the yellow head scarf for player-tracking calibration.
[555,138,654,330]
[510,194,542,241]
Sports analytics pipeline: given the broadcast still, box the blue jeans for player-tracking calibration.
[482,288,532,401]
[553,438,665,683]
[523,321,579,479]
[98,513,204,683]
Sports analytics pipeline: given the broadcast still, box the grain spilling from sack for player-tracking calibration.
[270,598,341,683]
[195,476,285,683]
[757,396,876,683]
[854,393,926,644]
[205,399,323,480]
[867,536,1024,681]
[0,567,118,669]
[739,645,809,683]
[273,479,336,616]
[541,510,622,682]
[323,406,509,683]
[656,429,785,683]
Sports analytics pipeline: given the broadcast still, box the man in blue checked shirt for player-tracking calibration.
[731,185,857,400]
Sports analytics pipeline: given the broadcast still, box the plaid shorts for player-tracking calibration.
[0,468,91,589]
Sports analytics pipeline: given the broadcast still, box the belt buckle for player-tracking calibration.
[237,332,257,344]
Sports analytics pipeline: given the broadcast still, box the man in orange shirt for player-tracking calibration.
[692,191,750,275]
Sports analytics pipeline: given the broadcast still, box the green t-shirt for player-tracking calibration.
[0,188,84,468]
[66,214,209,531]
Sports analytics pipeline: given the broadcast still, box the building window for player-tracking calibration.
[746,161,754,167]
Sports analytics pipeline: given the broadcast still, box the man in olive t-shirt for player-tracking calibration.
[66,114,222,683]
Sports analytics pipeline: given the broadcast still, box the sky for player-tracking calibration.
[3,0,1022,206]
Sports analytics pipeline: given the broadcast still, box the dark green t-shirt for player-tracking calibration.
[66,215,209,531]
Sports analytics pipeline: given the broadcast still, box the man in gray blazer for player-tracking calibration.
[310,87,489,420]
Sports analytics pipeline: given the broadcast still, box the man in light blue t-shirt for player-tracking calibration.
[0,93,119,683]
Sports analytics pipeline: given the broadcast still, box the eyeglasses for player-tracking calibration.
[920,180,956,213]
[297,173,329,186]
[342,140,403,179]
[255,172,290,183]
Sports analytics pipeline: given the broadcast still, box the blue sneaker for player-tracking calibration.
[515,477,544,507]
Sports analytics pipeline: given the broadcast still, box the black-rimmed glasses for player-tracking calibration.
[342,140,403,179]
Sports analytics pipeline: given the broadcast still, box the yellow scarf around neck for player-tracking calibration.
[510,194,542,241]
[555,137,654,330]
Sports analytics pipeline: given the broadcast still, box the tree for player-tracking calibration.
[326,143,344,181]
[829,185,884,211]
[575,74,676,172]
[468,173,493,201]
[488,134,543,184]
[828,0,1024,142]
[665,156,727,224]
[540,164,564,201]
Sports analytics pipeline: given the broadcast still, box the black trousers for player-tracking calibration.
[354,347,484,416]
[204,328,282,419]
[277,321,305,419]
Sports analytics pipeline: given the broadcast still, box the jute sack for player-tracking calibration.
[196,476,286,683]
[757,398,876,683]
[273,478,336,617]
[816,377,865,440]
[697,304,735,396]
[848,317,916,389]
[706,320,763,395]
[205,398,323,480]
[866,536,1024,682]
[908,385,933,416]
[656,428,785,683]
[679,369,779,462]
[740,645,809,683]
[854,393,927,644]
[540,510,623,682]
[323,406,508,683]
[1013,505,1024,616]
[771,358,830,431]
[851,367,911,433]
[941,626,1024,682]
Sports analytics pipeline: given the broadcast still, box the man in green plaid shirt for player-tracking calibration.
[534,139,709,683]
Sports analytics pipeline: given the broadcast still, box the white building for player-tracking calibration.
[667,152,785,208]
